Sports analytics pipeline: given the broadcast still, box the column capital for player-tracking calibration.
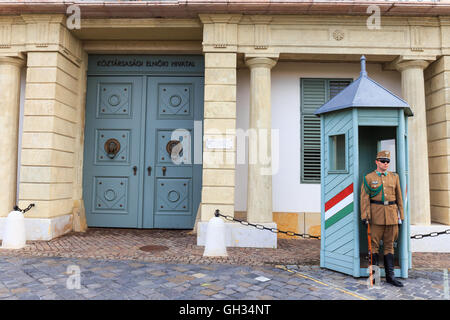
[385,55,435,72]
[199,13,243,24]
[0,56,25,68]
[395,60,430,72]
[20,13,66,24]
[244,55,278,69]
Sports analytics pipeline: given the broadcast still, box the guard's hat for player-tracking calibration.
[376,150,390,160]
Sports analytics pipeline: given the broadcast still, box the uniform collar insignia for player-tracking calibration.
[376,171,388,177]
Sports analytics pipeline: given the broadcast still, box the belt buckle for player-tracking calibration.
[384,201,389,205]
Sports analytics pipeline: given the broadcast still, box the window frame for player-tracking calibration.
[327,131,349,174]
[300,78,353,184]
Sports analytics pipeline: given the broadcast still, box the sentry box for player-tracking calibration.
[314,56,412,279]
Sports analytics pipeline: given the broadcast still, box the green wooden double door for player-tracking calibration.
[83,76,203,229]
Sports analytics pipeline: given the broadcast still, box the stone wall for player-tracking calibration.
[200,52,237,221]
[19,52,84,219]
[0,14,86,239]
[425,56,450,225]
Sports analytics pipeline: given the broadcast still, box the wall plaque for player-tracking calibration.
[206,138,234,150]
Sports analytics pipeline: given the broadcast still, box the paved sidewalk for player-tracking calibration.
[0,228,321,266]
[0,256,447,300]
[0,228,448,300]
[0,228,449,268]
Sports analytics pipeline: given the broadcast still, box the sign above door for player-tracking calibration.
[88,55,205,75]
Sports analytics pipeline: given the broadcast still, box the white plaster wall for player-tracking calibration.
[235,61,402,213]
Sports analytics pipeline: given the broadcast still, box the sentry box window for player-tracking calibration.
[329,133,347,172]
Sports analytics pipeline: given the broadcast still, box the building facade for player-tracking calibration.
[0,1,449,245]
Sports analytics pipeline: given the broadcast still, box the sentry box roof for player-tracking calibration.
[314,56,412,117]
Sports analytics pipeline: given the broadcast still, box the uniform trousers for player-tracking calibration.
[370,224,398,255]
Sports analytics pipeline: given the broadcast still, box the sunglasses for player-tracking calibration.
[377,159,390,164]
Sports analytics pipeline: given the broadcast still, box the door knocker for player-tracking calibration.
[104,138,121,159]
[166,140,183,157]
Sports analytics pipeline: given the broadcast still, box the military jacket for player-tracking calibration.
[360,171,404,225]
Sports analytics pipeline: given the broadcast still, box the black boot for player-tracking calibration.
[384,253,403,287]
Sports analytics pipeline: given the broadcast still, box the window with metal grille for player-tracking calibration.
[300,78,352,183]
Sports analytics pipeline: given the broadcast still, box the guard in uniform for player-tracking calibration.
[360,150,404,287]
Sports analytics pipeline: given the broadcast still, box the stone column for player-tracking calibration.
[396,59,431,225]
[0,56,24,216]
[245,56,277,223]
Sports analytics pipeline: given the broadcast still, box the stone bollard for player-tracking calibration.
[2,210,26,249]
[203,211,228,257]
[2,204,35,250]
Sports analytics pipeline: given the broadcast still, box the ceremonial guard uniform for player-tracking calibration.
[360,150,404,287]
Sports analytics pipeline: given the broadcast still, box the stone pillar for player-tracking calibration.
[72,51,89,232]
[245,56,277,223]
[200,52,237,221]
[0,56,24,217]
[396,59,431,225]
[424,56,450,225]
[18,51,82,239]
[0,14,84,240]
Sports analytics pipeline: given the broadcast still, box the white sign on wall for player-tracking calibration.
[206,138,234,150]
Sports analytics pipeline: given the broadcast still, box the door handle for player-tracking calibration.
[133,166,137,176]
[162,166,167,176]
[104,138,121,159]
[147,166,152,176]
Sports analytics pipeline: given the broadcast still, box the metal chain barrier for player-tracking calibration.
[214,209,321,240]
[13,203,35,214]
[410,228,450,240]
[214,209,450,241]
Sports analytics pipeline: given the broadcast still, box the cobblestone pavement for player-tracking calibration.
[0,228,448,268]
[0,228,448,300]
[0,256,448,300]
[0,228,322,266]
